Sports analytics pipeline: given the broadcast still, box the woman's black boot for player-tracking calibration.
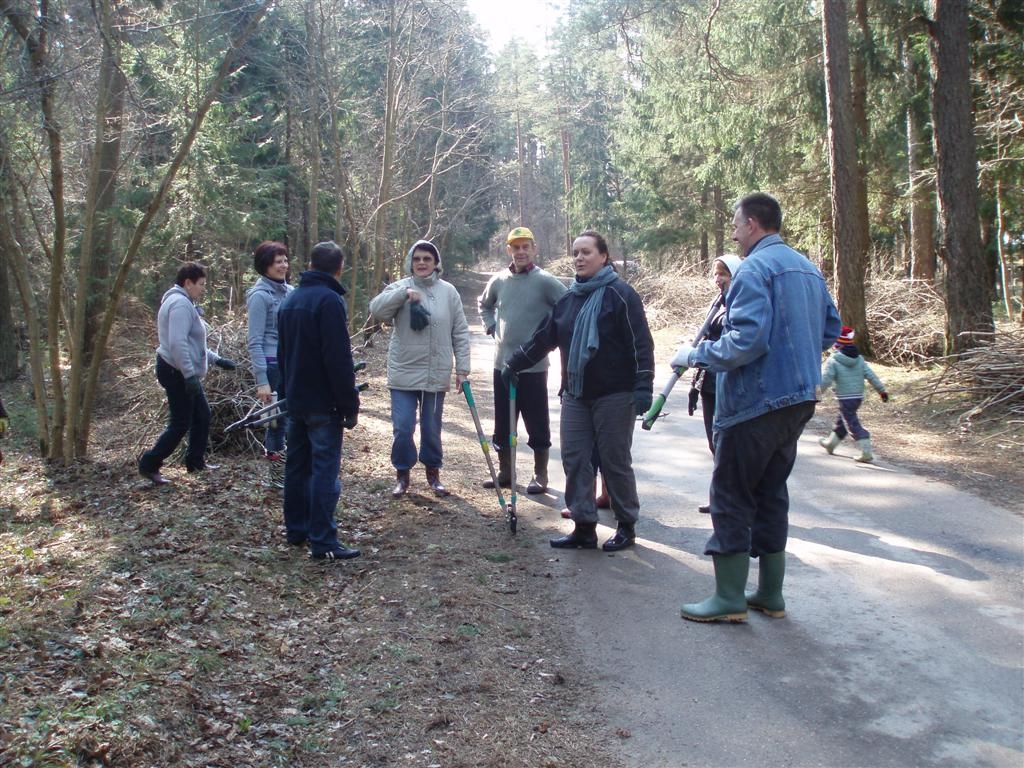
[550,522,598,549]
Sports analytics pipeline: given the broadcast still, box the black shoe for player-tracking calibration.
[286,536,308,547]
[139,469,170,486]
[550,525,598,549]
[602,525,636,552]
[311,545,361,561]
[186,462,221,473]
[698,505,711,514]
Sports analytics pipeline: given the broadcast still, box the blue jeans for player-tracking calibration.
[833,397,868,440]
[283,412,343,554]
[707,401,815,557]
[390,389,445,470]
[139,355,210,473]
[264,362,287,454]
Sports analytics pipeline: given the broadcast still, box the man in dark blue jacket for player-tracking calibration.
[277,241,361,561]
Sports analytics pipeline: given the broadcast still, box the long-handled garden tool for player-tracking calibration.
[461,380,516,535]
[225,361,370,433]
[642,295,724,430]
[507,378,518,534]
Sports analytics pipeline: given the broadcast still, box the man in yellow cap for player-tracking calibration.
[479,227,566,493]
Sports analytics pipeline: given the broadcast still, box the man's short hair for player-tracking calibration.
[310,241,344,274]
[737,193,783,232]
[175,262,206,286]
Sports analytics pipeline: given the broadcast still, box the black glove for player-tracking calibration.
[879,391,889,403]
[409,299,431,331]
[184,375,202,398]
[500,365,519,389]
[633,389,652,417]
[342,411,358,429]
[687,387,700,416]
[215,357,237,371]
[485,325,495,337]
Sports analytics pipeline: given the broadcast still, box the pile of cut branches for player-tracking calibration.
[865,279,946,365]
[924,327,1024,442]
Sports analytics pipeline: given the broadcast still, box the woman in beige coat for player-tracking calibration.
[370,240,471,497]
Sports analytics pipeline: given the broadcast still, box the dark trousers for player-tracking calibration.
[833,397,869,440]
[139,355,210,473]
[283,412,343,554]
[491,369,551,453]
[706,401,815,557]
[700,390,716,455]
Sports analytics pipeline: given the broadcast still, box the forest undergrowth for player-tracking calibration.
[0,266,1021,767]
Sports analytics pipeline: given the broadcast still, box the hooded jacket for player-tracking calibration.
[246,275,293,387]
[821,346,886,400]
[155,284,222,379]
[369,240,471,392]
[692,254,744,394]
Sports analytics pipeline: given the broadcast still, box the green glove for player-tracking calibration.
[0,416,8,436]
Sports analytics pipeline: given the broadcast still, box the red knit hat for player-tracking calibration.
[836,326,855,346]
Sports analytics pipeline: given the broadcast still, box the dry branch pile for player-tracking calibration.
[865,279,946,364]
[925,327,1024,432]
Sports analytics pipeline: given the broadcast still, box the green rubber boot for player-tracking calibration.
[855,438,874,463]
[746,551,786,618]
[680,553,750,623]
[818,431,841,454]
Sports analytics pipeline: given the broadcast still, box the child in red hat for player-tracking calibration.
[818,326,888,462]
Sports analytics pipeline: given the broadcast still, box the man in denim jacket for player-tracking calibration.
[671,192,841,622]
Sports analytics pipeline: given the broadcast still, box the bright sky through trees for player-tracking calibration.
[464,0,562,55]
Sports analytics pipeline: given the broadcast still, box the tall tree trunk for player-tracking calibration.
[372,0,401,290]
[68,0,126,456]
[0,193,16,379]
[926,0,993,353]
[822,0,871,354]
[0,128,49,450]
[3,0,69,457]
[699,184,709,266]
[903,39,936,280]
[713,184,724,259]
[317,1,362,329]
[850,0,872,283]
[305,2,321,253]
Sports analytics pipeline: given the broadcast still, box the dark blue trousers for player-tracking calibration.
[283,412,343,554]
[706,401,815,557]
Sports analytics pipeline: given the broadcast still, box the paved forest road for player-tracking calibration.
[455,269,1023,768]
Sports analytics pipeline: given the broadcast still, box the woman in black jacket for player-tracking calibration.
[505,230,654,552]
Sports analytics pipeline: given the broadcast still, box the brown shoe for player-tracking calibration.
[391,470,410,498]
[425,466,450,497]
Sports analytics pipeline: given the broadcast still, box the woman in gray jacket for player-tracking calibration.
[246,241,292,480]
[370,240,471,498]
[139,263,236,485]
